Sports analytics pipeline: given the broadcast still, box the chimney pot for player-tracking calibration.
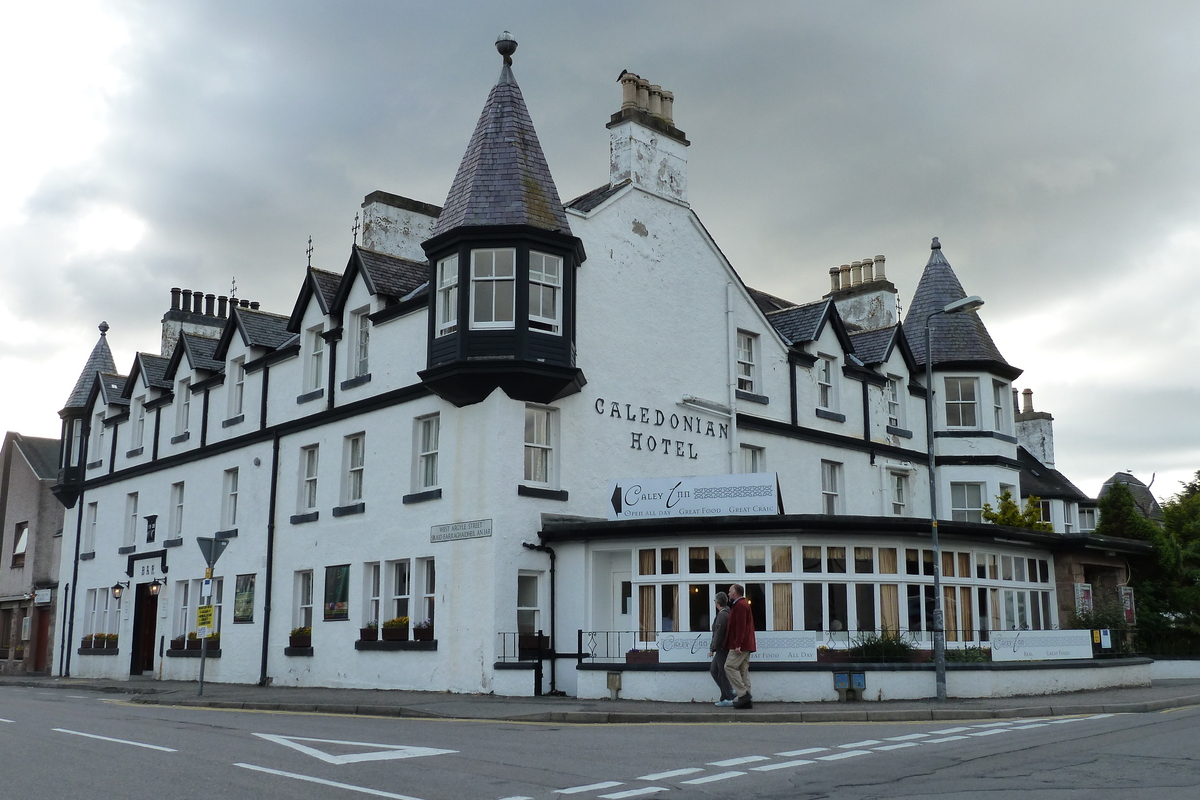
[648,85,663,117]
[619,71,640,111]
[829,267,841,293]
[170,288,181,311]
[850,261,863,287]
[1022,388,1034,414]
[181,289,193,312]
[250,301,260,310]
[240,298,250,308]
[635,77,650,112]
[873,254,886,281]
[204,293,215,316]
[839,264,852,290]
[861,257,874,282]
[192,290,203,314]
[218,296,228,319]
[660,90,674,123]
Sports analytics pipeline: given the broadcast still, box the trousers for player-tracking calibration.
[724,649,752,698]
[710,649,734,700]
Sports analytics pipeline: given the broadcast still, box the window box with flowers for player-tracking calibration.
[288,626,312,648]
[413,619,434,642]
[359,621,379,642]
[380,617,409,641]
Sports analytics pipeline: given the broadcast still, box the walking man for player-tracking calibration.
[724,583,756,709]
[708,592,735,706]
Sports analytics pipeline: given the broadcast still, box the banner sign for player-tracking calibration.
[989,629,1093,661]
[656,630,817,662]
[607,473,780,520]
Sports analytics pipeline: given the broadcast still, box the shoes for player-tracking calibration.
[732,693,753,709]
[715,699,734,707]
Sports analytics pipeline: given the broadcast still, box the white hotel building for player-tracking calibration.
[51,37,1148,700]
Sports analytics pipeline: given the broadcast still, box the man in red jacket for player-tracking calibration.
[723,583,757,708]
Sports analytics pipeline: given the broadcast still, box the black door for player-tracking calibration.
[129,584,158,675]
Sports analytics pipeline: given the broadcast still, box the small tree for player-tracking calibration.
[982,489,1052,531]
[1095,482,1159,541]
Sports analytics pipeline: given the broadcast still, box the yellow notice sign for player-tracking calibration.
[196,605,215,632]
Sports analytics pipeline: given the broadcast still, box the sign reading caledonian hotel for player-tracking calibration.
[607,473,781,520]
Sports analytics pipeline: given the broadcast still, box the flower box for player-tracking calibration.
[381,627,409,642]
[359,626,378,641]
[625,649,659,665]
[413,626,434,642]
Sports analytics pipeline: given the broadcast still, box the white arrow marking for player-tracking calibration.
[54,728,176,752]
[253,733,455,764]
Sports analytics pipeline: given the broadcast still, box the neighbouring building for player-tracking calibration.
[0,431,65,674]
[52,35,1151,699]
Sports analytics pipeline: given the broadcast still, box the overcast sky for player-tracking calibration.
[2,1,1197,501]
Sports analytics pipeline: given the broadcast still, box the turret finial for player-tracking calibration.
[931,237,941,250]
[98,321,109,336]
[496,31,517,65]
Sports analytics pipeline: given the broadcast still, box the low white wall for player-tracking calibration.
[576,661,1152,702]
[1150,659,1200,680]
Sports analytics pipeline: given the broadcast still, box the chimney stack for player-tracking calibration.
[826,252,898,331]
[609,70,690,203]
[1015,387,1056,468]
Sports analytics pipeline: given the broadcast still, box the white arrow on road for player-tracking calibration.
[254,733,457,764]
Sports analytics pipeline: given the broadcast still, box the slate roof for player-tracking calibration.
[566,180,630,213]
[1017,447,1089,502]
[311,268,342,311]
[12,433,60,480]
[430,59,571,236]
[766,299,833,345]
[747,287,797,316]
[356,247,427,299]
[902,238,1016,375]
[64,325,117,410]
[137,353,172,390]
[236,308,293,349]
[179,333,223,373]
[847,327,897,365]
[97,372,128,407]
[1099,472,1164,520]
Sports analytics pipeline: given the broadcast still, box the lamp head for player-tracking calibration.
[111,581,129,599]
[943,295,984,315]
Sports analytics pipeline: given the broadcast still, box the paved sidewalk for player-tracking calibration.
[3,675,1199,723]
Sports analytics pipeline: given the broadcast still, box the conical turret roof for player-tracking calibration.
[902,238,1018,377]
[430,35,571,237]
[64,322,117,410]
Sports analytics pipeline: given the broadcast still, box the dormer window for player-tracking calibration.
[229,358,246,417]
[132,396,146,449]
[436,255,459,336]
[817,355,837,410]
[175,378,191,435]
[350,307,370,378]
[470,248,516,329]
[528,251,562,334]
[306,326,324,392]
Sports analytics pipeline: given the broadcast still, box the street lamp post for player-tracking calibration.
[923,294,984,702]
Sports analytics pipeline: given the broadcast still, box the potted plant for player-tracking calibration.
[289,626,312,648]
[625,648,659,664]
[360,620,379,641]
[14,646,24,660]
[206,632,220,650]
[81,633,95,650]
[170,635,186,651]
[105,633,120,649]
[381,617,409,641]
[187,631,201,650]
[413,618,434,642]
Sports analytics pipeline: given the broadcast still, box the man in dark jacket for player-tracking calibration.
[724,583,757,708]
[708,592,735,706]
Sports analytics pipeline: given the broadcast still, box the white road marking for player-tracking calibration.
[67,695,88,699]
[884,733,928,741]
[53,728,177,752]
[1049,718,1085,724]
[1010,723,1049,729]
[752,759,815,771]
[0,718,13,723]
[816,750,871,761]
[776,747,828,757]
[971,721,1013,728]
[708,755,769,766]
[599,789,667,799]
[636,768,703,780]
[1088,714,1115,720]
[923,735,969,743]
[681,771,746,785]
[556,782,624,794]
[496,797,533,800]
[967,729,1011,737]
[235,763,425,799]
[253,733,455,764]
[873,742,919,751]
[929,726,971,734]
[838,739,881,748]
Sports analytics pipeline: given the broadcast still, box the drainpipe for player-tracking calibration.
[726,283,738,472]
[522,542,557,693]
[258,431,281,686]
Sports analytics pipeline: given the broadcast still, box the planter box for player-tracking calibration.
[289,635,312,648]
[626,650,659,665]
[413,627,434,642]
[359,627,379,642]
[381,627,409,642]
[187,639,202,650]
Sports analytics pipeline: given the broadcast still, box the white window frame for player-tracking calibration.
[992,380,1007,432]
[124,492,139,547]
[300,445,319,512]
[821,460,842,515]
[389,559,412,624]
[365,562,381,625]
[817,355,837,410]
[890,471,908,516]
[132,396,146,449]
[414,414,440,491]
[517,572,541,634]
[419,557,436,626]
[307,326,325,392]
[528,251,562,334]
[1079,507,1097,532]
[887,375,905,428]
[222,468,239,529]
[740,444,764,474]
[229,358,246,417]
[951,482,985,523]
[91,412,105,464]
[469,247,516,329]
[737,331,758,394]
[12,522,28,566]
[295,570,314,629]
[523,405,555,486]
[175,580,191,637]
[944,377,978,428]
[435,254,459,336]
[350,307,370,378]
[84,502,98,553]
[343,434,365,504]
[175,378,191,436]
[169,482,185,538]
